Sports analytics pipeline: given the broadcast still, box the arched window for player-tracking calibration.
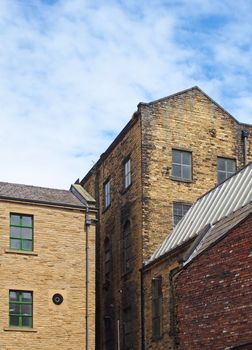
[104,237,111,279]
[123,221,132,273]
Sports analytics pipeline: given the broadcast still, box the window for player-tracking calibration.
[104,315,113,350]
[9,290,33,328]
[104,179,111,209]
[124,158,131,189]
[123,221,132,274]
[152,277,162,338]
[104,237,111,279]
[123,307,133,350]
[173,203,191,227]
[217,157,236,184]
[172,150,192,181]
[10,214,33,251]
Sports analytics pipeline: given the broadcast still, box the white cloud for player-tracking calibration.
[0,0,252,188]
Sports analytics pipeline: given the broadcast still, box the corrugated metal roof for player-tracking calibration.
[184,202,252,265]
[147,162,252,264]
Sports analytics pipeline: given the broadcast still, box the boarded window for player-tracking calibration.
[123,221,132,274]
[152,276,162,338]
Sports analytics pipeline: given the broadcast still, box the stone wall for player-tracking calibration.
[0,200,96,350]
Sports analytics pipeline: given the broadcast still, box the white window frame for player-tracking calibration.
[124,159,131,189]
[104,180,111,209]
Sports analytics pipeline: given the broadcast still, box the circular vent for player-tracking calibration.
[52,293,64,305]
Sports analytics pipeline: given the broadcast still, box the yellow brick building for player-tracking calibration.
[81,86,252,350]
[0,182,96,350]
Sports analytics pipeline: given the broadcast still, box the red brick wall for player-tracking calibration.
[174,215,252,350]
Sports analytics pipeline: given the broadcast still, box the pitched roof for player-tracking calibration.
[147,162,252,265]
[0,181,95,209]
[81,86,252,185]
[183,202,252,265]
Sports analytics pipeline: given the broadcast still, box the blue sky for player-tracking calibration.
[1,0,252,188]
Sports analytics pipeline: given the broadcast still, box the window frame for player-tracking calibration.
[124,158,132,189]
[103,179,111,209]
[9,290,33,328]
[152,276,162,339]
[172,149,192,181]
[173,202,192,227]
[10,214,33,251]
[217,157,236,184]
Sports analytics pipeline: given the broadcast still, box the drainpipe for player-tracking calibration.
[242,130,249,166]
[85,207,92,350]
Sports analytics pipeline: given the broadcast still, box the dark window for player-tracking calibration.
[217,157,236,184]
[173,203,191,227]
[10,214,33,251]
[104,315,113,350]
[9,290,33,328]
[104,179,111,209]
[124,158,131,189]
[123,307,133,350]
[123,221,132,274]
[152,277,162,338]
[172,150,192,181]
[104,238,111,279]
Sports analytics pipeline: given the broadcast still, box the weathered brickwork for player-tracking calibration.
[0,200,96,350]
[81,87,252,350]
[174,215,252,350]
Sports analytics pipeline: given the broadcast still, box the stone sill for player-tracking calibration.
[5,249,38,256]
[4,327,37,332]
[170,176,193,183]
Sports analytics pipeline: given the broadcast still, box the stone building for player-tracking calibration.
[80,86,252,350]
[142,162,252,350]
[0,182,96,350]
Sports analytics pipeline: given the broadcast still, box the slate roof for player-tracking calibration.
[183,202,252,265]
[147,162,252,265]
[0,181,94,209]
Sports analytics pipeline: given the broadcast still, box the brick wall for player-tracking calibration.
[174,215,252,350]
[0,201,96,350]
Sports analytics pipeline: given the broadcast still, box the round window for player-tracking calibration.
[52,293,64,305]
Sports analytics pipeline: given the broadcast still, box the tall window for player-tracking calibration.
[104,179,111,209]
[123,221,132,274]
[172,150,192,181]
[123,307,133,350]
[152,276,162,338]
[104,315,113,350]
[173,202,191,227]
[124,158,131,189]
[9,290,33,328]
[10,214,33,251]
[104,237,111,280]
[217,157,236,184]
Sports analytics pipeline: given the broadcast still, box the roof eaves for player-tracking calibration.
[0,195,86,210]
[183,209,252,268]
[80,111,140,185]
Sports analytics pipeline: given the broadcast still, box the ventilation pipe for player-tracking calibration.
[242,130,249,166]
